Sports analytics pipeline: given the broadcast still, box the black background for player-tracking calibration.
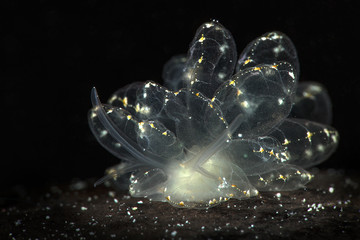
[2,0,358,192]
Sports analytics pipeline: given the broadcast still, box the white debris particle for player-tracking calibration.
[114,198,119,203]
[50,185,62,194]
[87,197,92,202]
[14,219,22,226]
[275,193,281,198]
[307,203,325,212]
[45,215,50,220]
[345,177,359,189]
[70,180,88,190]
[132,207,138,211]
[171,231,177,237]
[328,186,335,193]
[214,226,222,231]
[81,206,88,211]
[137,200,143,204]
[108,191,116,198]
[122,195,131,200]
[110,234,116,238]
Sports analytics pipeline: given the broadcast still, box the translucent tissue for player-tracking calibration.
[88,21,339,209]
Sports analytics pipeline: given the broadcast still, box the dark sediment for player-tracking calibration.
[1,169,359,240]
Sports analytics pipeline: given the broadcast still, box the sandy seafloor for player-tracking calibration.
[1,169,359,240]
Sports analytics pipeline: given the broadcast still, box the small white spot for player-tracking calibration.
[100,130,108,138]
[288,71,295,79]
[90,111,97,118]
[305,149,313,158]
[273,45,285,54]
[205,23,214,28]
[308,84,322,93]
[317,144,325,152]
[240,101,249,108]
[171,231,177,237]
[219,44,228,53]
[218,72,226,79]
[331,134,338,143]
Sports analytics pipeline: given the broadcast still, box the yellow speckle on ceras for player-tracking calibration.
[236,89,243,96]
[122,97,128,107]
[199,34,205,43]
[278,174,286,181]
[229,79,236,86]
[244,58,252,65]
[306,131,313,142]
[198,56,203,63]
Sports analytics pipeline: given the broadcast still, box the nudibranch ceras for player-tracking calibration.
[88,20,339,209]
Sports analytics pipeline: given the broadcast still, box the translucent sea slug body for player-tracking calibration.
[89,21,339,209]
